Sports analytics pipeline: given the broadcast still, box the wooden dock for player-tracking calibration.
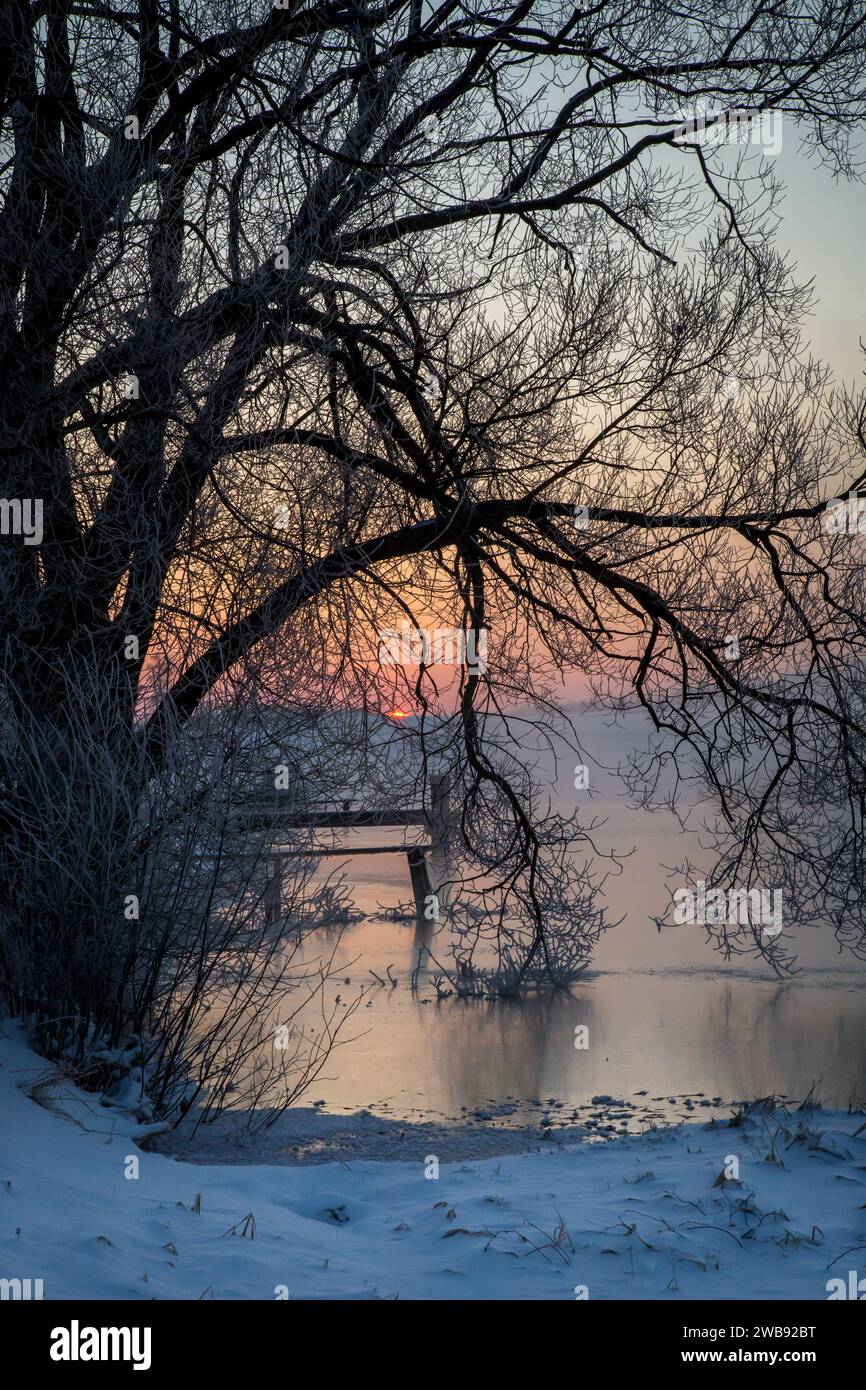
[258,769,453,925]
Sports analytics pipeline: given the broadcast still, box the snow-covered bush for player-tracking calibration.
[0,684,356,1126]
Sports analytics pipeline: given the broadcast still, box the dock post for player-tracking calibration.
[264,852,284,926]
[429,766,453,861]
[407,846,432,921]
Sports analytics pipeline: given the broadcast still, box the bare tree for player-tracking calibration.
[2,1,866,1086]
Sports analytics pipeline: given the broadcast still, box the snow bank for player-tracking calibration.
[1,1023,864,1300]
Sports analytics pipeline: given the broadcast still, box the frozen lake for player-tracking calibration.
[280,705,866,1132]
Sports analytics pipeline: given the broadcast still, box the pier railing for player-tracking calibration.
[243,770,453,924]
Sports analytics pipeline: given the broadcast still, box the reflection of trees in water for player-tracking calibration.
[426,989,599,1113]
[689,980,865,1108]
[416,975,866,1121]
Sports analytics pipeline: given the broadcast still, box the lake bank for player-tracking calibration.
[3,1024,863,1301]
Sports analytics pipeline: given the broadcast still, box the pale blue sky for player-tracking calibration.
[768,143,866,388]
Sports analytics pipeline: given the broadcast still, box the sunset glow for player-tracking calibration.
[5,0,865,1330]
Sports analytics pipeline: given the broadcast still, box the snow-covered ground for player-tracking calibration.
[1,1023,864,1301]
